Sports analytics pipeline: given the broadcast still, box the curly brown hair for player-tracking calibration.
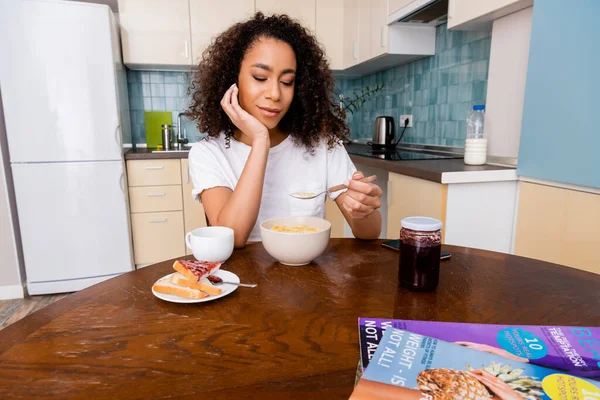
[187,12,348,151]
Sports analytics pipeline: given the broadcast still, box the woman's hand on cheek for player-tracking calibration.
[341,172,382,220]
[221,83,269,144]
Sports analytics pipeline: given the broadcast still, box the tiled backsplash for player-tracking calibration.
[127,70,201,145]
[337,24,491,147]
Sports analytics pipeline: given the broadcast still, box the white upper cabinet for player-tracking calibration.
[118,0,192,69]
[316,0,344,70]
[343,0,359,69]
[189,0,255,64]
[370,0,388,59]
[448,0,533,30]
[387,0,413,16]
[255,0,317,33]
[358,0,371,64]
[343,0,435,75]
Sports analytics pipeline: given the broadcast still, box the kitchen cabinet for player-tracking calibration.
[126,159,182,187]
[342,0,435,74]
[255,0,317,33]
[514,182,600,275]
[324,197,345,238]
[316,0,344,70]
[131,211,185,265]
[189,0,255,64]
[386,172,447,239]
[126,159,207,265]
[181,159,208,255]
[117,0,192,69]
[388,0,413,16]
[370,0,389,59]
[343,0,360,68]
[447,0,533,31]
[358,0,372,64]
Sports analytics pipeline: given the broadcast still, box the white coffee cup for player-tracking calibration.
[185,226,234,262]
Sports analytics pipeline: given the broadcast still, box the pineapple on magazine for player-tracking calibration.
[351,328,600,400]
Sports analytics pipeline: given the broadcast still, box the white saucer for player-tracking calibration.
[152,269,240,304]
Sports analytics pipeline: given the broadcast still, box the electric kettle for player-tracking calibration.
[370,116,395,149]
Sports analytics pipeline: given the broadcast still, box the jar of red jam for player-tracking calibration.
[399,217,443,291]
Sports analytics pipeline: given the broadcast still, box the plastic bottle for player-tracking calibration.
[464,105,487,165]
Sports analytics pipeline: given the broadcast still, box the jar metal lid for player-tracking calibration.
[401,216,443,232]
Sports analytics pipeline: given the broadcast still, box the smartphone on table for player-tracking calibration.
[382,239,451,260]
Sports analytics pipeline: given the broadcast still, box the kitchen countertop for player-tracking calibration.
[125,145,517,184]
[124,148,191,160]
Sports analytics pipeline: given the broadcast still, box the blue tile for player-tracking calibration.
[459,64,472,83]
[141,72,150,83]
[448,66,460,85]
[150,72,164,83]
[127,70,137,83]
[128,83,142,98]
[164,72,179,84]
[164,84,178,97]
[458,83,473,102]
[447,85,459,103]
[437,86,448,104]
[431,70,440,88]
[142,97,152,110]
[472,60,488,81]
[151,97,165,111]
[130,96,143,111]
[428,89,438,105]
[461,44,473,64]
[428,106,436,121]
[422,72,431,89]
[165,97,178,111]
[439,70,449,86]
[414,74,422,90]
[472,81,487,102]
[438,104,449,121]
[150,83,165,97]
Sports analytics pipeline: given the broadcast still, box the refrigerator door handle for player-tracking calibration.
[149,218,168,223]
[115,125,122,148]
[119,172,126,195]
[145,165,164,170]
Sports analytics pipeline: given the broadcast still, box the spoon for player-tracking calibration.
[289,175,377,199]
[207,275,257,288]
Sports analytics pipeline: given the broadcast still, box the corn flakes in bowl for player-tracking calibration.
[260,216,331,266]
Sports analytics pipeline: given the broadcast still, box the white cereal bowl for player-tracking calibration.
[260,216,332,266]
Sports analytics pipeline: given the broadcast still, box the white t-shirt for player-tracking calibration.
[188,134,357,241]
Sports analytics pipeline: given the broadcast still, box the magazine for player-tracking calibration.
[351,327,600,400]
[359,319,600,380]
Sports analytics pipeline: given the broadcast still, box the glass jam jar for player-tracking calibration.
[399,217,443,291]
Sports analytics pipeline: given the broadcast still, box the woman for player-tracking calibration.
[187,12,383,247]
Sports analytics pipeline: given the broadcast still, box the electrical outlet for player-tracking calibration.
[400,115,413,128]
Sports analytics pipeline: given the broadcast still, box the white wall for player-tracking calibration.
[485,7,533,159]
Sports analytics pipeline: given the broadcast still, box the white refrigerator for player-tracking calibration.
[0,0,134,294]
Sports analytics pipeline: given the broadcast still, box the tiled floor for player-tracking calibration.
[0,294,70,330]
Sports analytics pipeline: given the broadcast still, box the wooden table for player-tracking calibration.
[0,240,598,399]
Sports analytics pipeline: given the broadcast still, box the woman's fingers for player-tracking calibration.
[230,84,245,117]
[346,190,381,208]
[220,84,238,120]
[343,203,369,219]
